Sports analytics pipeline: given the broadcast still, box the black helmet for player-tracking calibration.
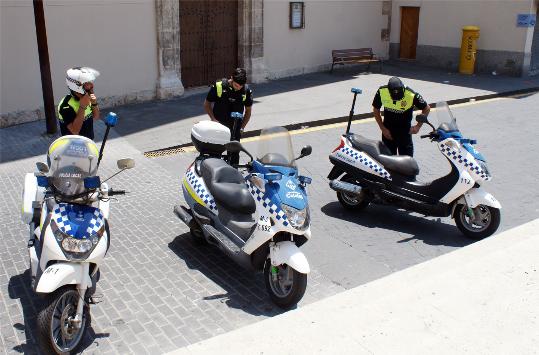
[388,77,405,100]
[232,68,247,85]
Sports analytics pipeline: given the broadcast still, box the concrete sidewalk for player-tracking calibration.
[111,62,539,153]
[168,219,539,355]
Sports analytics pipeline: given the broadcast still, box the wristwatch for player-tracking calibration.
[91,103,99,107]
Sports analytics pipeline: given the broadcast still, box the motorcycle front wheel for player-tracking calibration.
[263,259,307,309]
[454,204,501,239]
[37,287,90,355]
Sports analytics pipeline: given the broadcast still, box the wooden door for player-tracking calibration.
[180,0,238,88]
[399,7,420,59]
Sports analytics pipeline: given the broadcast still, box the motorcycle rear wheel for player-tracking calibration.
[336,174,370,211]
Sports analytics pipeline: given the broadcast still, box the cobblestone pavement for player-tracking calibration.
[1,93,539,354]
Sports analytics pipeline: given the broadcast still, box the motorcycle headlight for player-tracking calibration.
[51,220,104,259]
[281,204,309,230]
[478,160,490,177]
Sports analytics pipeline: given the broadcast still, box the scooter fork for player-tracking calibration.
[463,194,477,221]
[72,263,90,329]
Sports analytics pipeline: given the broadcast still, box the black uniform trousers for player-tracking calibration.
[382,133,414,157]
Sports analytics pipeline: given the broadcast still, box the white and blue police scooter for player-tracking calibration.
[21,114,134,354]
[174,115,313,308]
[328,89,501,239]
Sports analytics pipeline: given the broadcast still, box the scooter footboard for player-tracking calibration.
[36,263,92,294]
[270,241,310,274]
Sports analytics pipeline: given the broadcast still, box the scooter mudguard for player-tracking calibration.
[36,263,92,294]
[270,241,310,274]
[464,187,501,209]
[327,166,344,180]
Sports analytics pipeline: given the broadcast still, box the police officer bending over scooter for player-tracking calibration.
[372,77,430,157]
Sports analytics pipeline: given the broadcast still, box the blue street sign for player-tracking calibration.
[517,14,536,27]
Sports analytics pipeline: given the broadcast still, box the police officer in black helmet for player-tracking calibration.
[372,77,430,156]
[204,68,253,165]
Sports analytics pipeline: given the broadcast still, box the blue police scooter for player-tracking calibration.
[175,113,314,308]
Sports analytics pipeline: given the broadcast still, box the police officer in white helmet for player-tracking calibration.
[57,67,102,140]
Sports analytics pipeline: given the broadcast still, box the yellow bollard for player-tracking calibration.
[459,26,480,75]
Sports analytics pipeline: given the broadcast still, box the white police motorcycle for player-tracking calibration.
[328,89,501,239]
[174,120,313,308]
[21,115,134,354]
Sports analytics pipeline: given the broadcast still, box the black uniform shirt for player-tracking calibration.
[206,79,253,130]
[372,88,427,136]
[58,95,95,140]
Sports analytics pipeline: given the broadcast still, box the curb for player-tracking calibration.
[144,86,539,156]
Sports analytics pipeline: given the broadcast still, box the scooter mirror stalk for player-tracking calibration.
[346,88,362,135]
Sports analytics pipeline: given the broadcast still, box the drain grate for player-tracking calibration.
[143,146,195,158]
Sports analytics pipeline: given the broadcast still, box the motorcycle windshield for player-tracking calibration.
[47,135,99,196]
[434,102,459,132]
[257,126,295,167]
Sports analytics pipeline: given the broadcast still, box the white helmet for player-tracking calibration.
[66,67,100,94]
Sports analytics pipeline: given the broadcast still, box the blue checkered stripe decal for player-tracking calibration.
[339,147,392,180]
[246,180,289,227]
[185,168,217,211]
[440,143,490,180]
[53,203,104,237]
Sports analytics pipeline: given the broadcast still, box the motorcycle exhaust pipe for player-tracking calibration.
[329,180,362,195]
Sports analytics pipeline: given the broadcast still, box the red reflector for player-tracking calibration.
[332,138,345,153]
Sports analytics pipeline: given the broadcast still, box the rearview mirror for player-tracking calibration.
[117,158,135,170]
[225,141,242,153]
[36,162,49,174]
[300,145,312,157]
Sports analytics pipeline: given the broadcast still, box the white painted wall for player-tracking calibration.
[1,0,158,116]
[264,0,387,79]
[391,0,534,52]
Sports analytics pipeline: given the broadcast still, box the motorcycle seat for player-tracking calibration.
[377,154,420,177]
[201,158,256,214]
[347,134,392,161]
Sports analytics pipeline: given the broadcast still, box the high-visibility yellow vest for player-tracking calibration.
[215,81,247,102]
[57,95,92,122]
[379,87,416,113]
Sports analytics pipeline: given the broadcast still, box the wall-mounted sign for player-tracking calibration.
[290,2,305,29]
[517,14,536,27]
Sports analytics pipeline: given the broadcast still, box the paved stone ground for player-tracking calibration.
[0,122,342,355]
[1,86,539,354]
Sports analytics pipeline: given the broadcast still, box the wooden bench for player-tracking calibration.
[331,48,383,73]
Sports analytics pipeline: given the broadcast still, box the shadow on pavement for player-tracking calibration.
[0,120,112,165]
[8,270,110,355]
[3,62,537,164]
[168,233,287,318]
[320,201,474,248]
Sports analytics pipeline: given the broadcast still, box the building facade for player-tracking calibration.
[1,0,537,127]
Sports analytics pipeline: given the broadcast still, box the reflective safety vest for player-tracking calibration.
[379,87,416,113]
[215,81,247,102]
[57,95,92,123]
